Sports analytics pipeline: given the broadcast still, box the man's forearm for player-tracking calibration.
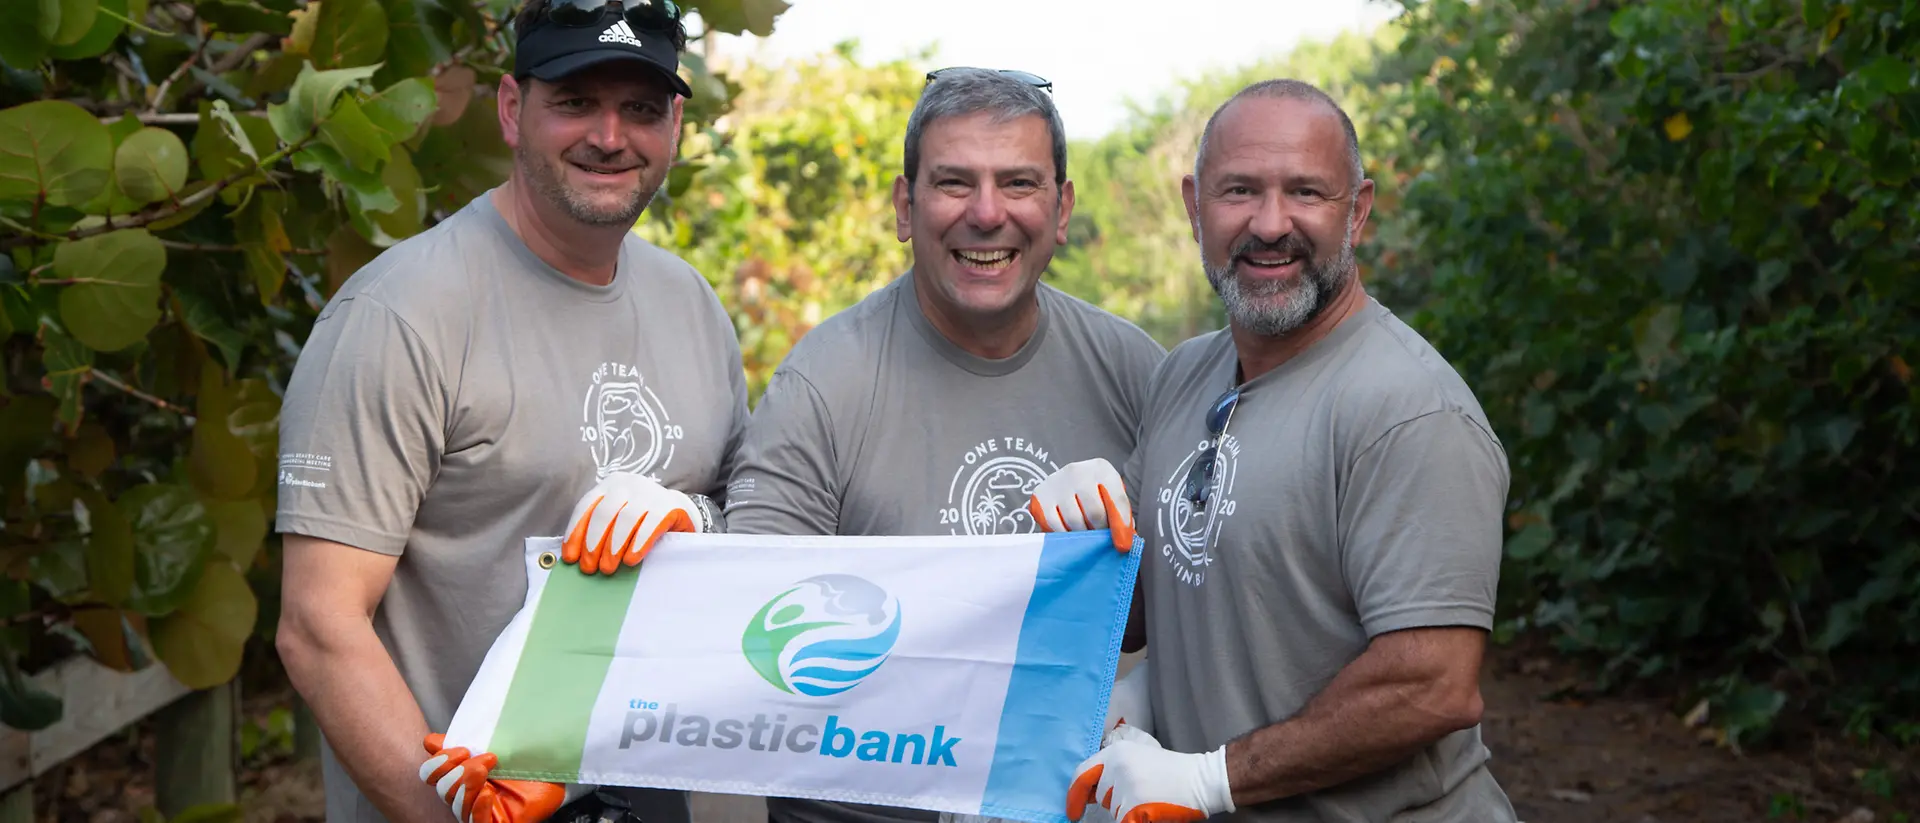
[281,614,447,823]
[1221,628,1486,807]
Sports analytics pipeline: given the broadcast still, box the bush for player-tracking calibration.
[1364,0,1920,746]
[0,0,787,730]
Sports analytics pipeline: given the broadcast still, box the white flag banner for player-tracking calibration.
[442,531,1140,823]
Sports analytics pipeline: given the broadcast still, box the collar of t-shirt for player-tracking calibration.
[897,271,1054,378]
[1219,296,1390,393]
[476,189,632,304]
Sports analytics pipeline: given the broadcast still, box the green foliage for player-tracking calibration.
[1363,0,1920,737]
[1,0,783,726]
[641,42,925,397]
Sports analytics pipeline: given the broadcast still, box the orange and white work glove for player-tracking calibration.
[1029,458,1136,553]
[562,472,721,575]
[420,734,569,823]
[1066,725,1234,823]
[1104,658,1153,737]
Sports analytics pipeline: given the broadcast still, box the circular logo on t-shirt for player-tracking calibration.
[1154,433,1241,587]
[937,437,1061,535]
[580,361,680,479]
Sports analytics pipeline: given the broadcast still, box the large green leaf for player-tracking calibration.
[373,146,424,239]
[28,539,89,603]
[40,325,93,428]
[237,190,290,305]
[121,482,216,617]
[48,0,121,59]
[150,560,256,689]
[113,127,190,205]
[192,101,274,190]
[79,489,135,606]
[52,0,99,45]
[309,0,387,70]
[55,229,166,352]
[189,367,258,501]
[688,0,790,37]
[74,116,150,217]
[0,0,57,67]
[0,100,114,207]
[203,498,267,569]
[295,142,398,216]
[1504,521,1554,561]
[173,290,246,373]
[194,0,292,35]
[73,608,150,671]
[318,95,390,170]
[227,377,281,458]
[363,77,437,147]
[379,0,472,83]
[267,61,382,145]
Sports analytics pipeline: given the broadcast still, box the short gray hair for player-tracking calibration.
[903,69,1068,196]
[1193,79,1363,189]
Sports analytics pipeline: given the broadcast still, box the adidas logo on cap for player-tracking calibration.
[598,19,645,48]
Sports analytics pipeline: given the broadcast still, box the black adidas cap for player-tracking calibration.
[514,4,694,98]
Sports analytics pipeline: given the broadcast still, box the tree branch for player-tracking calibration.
[158,239,326,255]
[0,601,120,628]
[148,26,211,115]
[1715,54,1796,83]
[101,111,209,125]
[206,33,274,75]
[89,370,191,416]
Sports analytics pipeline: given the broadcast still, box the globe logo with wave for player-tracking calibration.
[742,574,902,697]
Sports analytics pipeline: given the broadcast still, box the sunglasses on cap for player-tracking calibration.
[541,0,681,29]
[924,67,1053,94]
[1180,385,1240,511]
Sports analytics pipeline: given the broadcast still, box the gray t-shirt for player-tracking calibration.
[724,272,1166,823]
[275,191,750,823]
[1123,297,1517,823]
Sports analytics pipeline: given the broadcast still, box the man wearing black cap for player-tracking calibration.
[271,1,746,821]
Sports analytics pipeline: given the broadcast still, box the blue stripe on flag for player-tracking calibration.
[980,530,1141,823]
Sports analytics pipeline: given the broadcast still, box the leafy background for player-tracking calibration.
[0,0,786,733]
[1,0,1914,803]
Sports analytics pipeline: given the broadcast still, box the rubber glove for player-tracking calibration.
[562,472,719,575]
[420,734,568,823]
[1066,725,1234,823]
[1028,458,1135,552]
[1105,658,1153,737]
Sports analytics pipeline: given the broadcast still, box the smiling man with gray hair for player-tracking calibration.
[712,66,1168,823]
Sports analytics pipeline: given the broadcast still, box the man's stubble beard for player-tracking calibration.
[1201,207,1358,337]
[515,140,665,228]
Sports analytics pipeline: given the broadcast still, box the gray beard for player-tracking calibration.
[1202,220,1357,337]
[515,142,658,227]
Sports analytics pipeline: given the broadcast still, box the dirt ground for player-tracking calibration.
[29,645,1916,823]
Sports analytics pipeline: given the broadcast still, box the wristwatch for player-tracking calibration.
[687,493,726,534]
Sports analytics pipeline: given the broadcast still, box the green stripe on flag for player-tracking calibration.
[487,566,643,780]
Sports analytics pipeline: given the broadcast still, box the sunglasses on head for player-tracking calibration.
[924,67,1054,94]
[543,0,680,29]
[1180,385,1241,511]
